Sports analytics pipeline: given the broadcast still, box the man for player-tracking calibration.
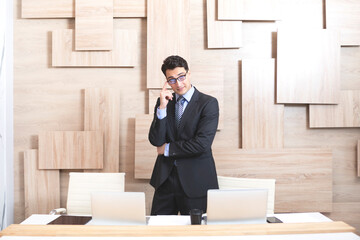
[148,55,219,215]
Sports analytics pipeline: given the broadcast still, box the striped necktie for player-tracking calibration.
[176,96,186,128]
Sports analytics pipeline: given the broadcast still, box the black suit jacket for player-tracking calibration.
[148,87,219,198]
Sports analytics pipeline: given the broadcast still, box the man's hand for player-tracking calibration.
[159,81,173,109]
[157,143,166,155]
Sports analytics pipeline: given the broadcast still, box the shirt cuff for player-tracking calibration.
[164,143,170,157]
[157,107,167,119]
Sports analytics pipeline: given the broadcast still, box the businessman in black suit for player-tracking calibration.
[149,55,219,215]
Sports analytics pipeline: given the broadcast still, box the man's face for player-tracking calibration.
[165,67,191,96]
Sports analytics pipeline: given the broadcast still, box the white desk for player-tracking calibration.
[0,213,358,240]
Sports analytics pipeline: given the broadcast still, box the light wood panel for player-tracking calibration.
[84,88,120,173]
[207,0,242,49]
[52,29,137,67]
[75,0,113,51]
[326,0,360,46]
[135,114,156,179]
[218,0,280,21]
[276,27,341,104]
[341,45,360,90]
[113,0,146,18]
[38,131,103,169]
[148,65,225,129]
[358,140,360,177]
[0,222,355,237]
[146,0,190,88]
[22,0,146,18]
[241,59,283,149]
[214,148,333,212]
[309,90,360,128]
[278,0,323,29]
[24,150,60,218]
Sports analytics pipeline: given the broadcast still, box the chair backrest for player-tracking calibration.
[66,172,125,216]
[217,176,276,214]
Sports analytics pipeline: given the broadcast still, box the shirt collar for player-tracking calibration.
[176,85,195,102]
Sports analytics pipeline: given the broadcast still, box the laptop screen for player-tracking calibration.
[207,189,268,225]
[88,191,146,225]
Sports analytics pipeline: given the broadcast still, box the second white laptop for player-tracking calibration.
[206,189,268,225]
[87,191,146,225]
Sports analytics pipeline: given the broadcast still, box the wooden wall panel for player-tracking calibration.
[22,0,146,18]
[341,46,360,90]
[326,0,360,46]
[214,148,333,212]
[242,59,283,149]
[207,0,242,49]
[75,0,113,51]
[276,27,340,104]
[148,65,225,129]
[218,0,280,21]
[279,0,323,29]
[113,0,146,18]
[147,0,190,88]
[309,90,360,128]
[24,150,60,218]
[84,88,120,173]
[52,29,137,67]
[38,131,103,169]
[358,140,360,177]
[135,114,156,179]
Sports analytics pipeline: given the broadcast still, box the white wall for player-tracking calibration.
[0,0,14,230]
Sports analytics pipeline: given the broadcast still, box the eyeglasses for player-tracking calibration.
[167,73,187,85]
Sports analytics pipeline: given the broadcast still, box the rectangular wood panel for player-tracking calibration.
[309,90,360,128]
[38,131,103,169]
[214,148,333,212]
[358,140,360,177]
[242,59,283,149]
[52,29,137,67]
[24,150,60,218]
[135,114,157,179]
[147,0,190,88]
[148,65,225,129]
[276,27,340,104]
[218,0,280,21]
[326,0,360,46]
[22,0,146,18]
[75,0,113,51]
[84,88,120,173]
[207,0,242,49]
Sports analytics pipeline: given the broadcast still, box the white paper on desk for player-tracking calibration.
[274,212,333,223]
[148,215,191,225]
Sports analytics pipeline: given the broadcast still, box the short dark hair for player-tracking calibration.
[161,55,189,76]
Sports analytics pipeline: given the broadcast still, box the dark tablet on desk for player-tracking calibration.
[47,215,92,225]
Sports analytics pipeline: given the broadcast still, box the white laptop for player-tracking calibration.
[206,189,268,224]
[87,192,146,225]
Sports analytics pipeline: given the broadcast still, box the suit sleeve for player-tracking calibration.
[168,97,219,158]
[148,97,167,147]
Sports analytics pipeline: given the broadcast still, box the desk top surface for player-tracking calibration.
[0,213,359,239]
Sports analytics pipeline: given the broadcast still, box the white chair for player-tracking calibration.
[50,172,125,216]
[217,176,276,214]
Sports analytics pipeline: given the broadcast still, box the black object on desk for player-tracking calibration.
[47,215,92,225]
[266,216,283,223]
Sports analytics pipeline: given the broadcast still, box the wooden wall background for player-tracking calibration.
[13,0,360,232]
